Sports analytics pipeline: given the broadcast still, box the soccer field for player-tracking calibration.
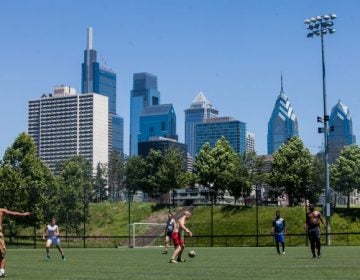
[5,246,360,280]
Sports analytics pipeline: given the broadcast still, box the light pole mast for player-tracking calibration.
[304,14,336,246]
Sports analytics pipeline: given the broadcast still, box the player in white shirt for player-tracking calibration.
[43,218,65,260]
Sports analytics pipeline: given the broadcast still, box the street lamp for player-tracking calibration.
[304,13,336,245]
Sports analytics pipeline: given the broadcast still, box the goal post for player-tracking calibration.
[130,222,166,248]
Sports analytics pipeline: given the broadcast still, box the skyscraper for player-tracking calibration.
[195,117,246,155]
[28,86,108,172]
[328,100,356,163]
[130,72,160,156]
[246,132,255,153]
[138,104,177,143]
[267,76,298,154]
[184,92,218,159]
[81,27,124,154]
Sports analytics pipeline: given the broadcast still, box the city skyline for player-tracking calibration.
[1,1,360,157]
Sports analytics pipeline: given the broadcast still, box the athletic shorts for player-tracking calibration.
[166,231,172,237]
[171,232,184,248]
[308,227,320,240]
[274,233,284,243]
[47,236,61,246]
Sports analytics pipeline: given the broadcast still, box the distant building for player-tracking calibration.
[185,92,218,159]
[28,86,108,172]
[81,27,123,154]
[138,104,177,143]
[195,117,246,155]
[267,75,298,154]
[328,100,356,163]
[246,132,255,153]
[130,72,160,156]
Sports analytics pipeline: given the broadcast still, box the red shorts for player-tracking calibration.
[171,232,184,248]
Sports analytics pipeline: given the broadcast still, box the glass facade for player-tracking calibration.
[194,117,246,155]
[81,28,124,154]
[138,104,177,143]
[328,101,356,163]
[185,92,218,159]
[130,73,161,155]
[267,79,298,154]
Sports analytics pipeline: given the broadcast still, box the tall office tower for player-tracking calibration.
[184,91,219,159]
[28,86,108,172]
[195,117,246,156]
[130,72,160,155]
[138,104,177,143]
[246,132,255,153]
[267,76,298,154]
[81,27,124,154]
[328,100,356,163]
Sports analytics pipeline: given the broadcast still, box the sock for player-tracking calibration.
[0,268,4,274]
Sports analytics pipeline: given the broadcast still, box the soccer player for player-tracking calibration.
[272,210,286,255]
[43,218,65,260]
[162,212,175,254]
[305,204,325,258]
[0,208,31,277]
[169,211,192,263]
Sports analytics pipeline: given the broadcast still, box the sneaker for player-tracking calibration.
[62,255,66,261]
[282,251,286,255]
[0,273,6,277]
[46,255,51,260]
[162,251,168,254]
[169,259,177,263]
[317,254,321,258]
[177,258,186,262]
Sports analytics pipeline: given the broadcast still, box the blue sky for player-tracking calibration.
[1,0,360,157]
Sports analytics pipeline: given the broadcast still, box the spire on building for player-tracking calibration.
[87,27,93,50]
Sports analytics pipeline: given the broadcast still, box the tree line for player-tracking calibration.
[1,133,360,234]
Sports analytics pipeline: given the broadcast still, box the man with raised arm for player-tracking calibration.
[0,208,31,277]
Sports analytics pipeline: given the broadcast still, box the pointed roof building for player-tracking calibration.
[267,75,299,154]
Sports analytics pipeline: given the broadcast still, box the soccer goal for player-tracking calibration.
[130,222,166,248]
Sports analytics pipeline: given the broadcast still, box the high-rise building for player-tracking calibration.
[28,86,108,172]
[328,100,356,163]
[246,132,255,153]
[267,76,298,154]
[81,27,124,154]
[184,92,218,159]
[138,104,177,143]
[195,117,246,155]
[130,72,160,155]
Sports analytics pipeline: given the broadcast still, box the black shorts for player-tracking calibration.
[308,227,320,240]
[166,231,172,237]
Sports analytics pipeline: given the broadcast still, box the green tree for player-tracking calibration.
[57,156,93,234]
[157,148,187,207]
[93,163,108,202]
[308,154,324,204]
[331,145,360,208]
[269,136,313,206]
[108,151,126,201]
[141,150,164,197]
[124,156,147,200]
[0,133,56,229]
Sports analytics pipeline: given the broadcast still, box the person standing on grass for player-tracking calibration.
[169,211,192,263]
[305,204,325,258]
[0,208,31,277]
[162,212,175,254]
[272,210,286,255]
[43,217,65,260]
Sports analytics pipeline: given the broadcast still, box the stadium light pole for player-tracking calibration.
[304,13,336,246]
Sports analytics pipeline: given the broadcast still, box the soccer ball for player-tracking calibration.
[188,250,196,258]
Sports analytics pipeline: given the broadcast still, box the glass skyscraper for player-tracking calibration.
[328,100,356,163]
[81,27,124,154]
[184,92,218,159]
[267,76,298,154]
[195,117,246,156]
[130,72,160,156]
[138,104,177,143]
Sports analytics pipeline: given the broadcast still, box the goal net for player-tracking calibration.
[130,222,166,248]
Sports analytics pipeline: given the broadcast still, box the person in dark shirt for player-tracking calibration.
[162,212,175,254]
[305,204,325,258]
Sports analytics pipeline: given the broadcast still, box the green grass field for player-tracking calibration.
[5,246,360,280]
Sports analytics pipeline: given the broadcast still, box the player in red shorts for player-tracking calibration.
[169,211,192,263]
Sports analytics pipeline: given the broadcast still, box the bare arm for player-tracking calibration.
[43,226,48,240]
[3,209,30,217]
[179,217,192,237]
